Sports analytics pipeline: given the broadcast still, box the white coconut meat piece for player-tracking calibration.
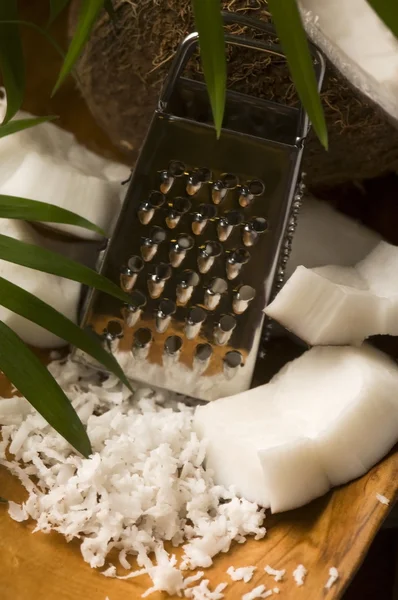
[0,152,123,240]
[194,382,328,512]
[0,219,81,347]
[300,0,398,122]
[0,93,128,240]
[271,345,398,484]
[266,241,398,346]
[265,265,384,346]
[356,241,398,335]
[194,345,398,513]
[286,197,381,279]
[0,95,127,182]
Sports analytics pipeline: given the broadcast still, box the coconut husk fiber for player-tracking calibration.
[69,0,398,190]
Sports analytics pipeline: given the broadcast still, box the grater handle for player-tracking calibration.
[159,12,326,144]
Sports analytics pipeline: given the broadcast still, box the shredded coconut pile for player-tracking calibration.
[325,567,339,590]
[264,565,285,582]
[376,493,390,505]
[293,564,307,586]
[227,566,256,583]
[0,359,266,597]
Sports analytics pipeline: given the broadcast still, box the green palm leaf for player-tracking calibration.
[0,195,105,236]
[53,0,104,94]
[0,116,58,139]
[49,0,71,25]
[0,321,91,457]
[192,0,226,138]
[268,0,328,149]
[0,276,131,390]
[366,0,398,38]
[0,234,129,304]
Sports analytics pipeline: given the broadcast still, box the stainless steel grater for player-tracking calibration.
[74,15,325,401]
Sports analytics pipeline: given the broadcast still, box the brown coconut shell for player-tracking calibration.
[69,0,398,190]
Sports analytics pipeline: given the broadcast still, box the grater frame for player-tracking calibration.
[74,14,325,401]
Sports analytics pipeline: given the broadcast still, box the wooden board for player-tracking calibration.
[1,355,397,600]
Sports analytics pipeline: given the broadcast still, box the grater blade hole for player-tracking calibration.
[172,197,192,214]
[133,328,152,348]
[187,306,207,325]
[224,350,243,370]
[164,335,183,355]
[125,255,144,274]
[175,234,194,251]
[128,290,146,308]
[242,217,268,246]
[247,179,265,196]
[149,226,167,244]
[104,320,123,338]
[209,277,228,295]
[158,298,176,317]
[155,298,175,333]
[168,160,185,177]
[195,343,213,362]
[200,241,223,258]
[204,277,228,310]
[223,210,244,226]
[221,173,239,189]
[198,241,223,274]
[251,217,268,233]
[185,306,207,340]
[151,263,172,281]
[214,314,237,347]
[177,269,200,288]
[149,191,165,208]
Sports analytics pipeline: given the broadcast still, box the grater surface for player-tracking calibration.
[75,18,325,401]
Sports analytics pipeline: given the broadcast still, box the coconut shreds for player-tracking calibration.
[325,567,339,590]
[183,571,205,587]
[264,565,285,582]
[184,580,227,599]
[242,584,273,600]
[227,566,257,583]
[376,493,390,505]
[293,564,307,586]
[0,358,266,597]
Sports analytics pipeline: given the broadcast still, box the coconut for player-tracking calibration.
[68,0,398,189]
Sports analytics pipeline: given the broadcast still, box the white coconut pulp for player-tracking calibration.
[0,92,128,240]
[266,241,398,346]
[194,344,398,513]
[286,197,380,280]
[300,0,398,122]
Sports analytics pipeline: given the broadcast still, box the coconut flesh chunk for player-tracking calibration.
[194,345,398,513]
[300,0,398,123]
[0,152,122,240]
[0,92,128,240]
[0,218,81,347]
[266,241,398,346]
[286,197,381,280]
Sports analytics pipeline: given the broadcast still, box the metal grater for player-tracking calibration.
[74,15,325,402]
